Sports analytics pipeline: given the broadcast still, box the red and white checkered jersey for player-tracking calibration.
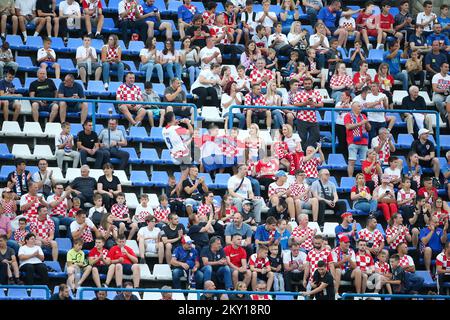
[292,226,316,251]
[134,205,154,223]
[249,253,270,269]
[249,68,273,89]
[196,203,220,219]
[355,252,374,272]
[397,189,416,206]
[14,229,28,243]
[357,228,384,249]
[119,1,143,21]
[433,210,449,226]
[294,90,322,123]
[47,194,68,217]
[306,248,333,281]
[299,156,322,178]
[0,199,15,217]
[20,194,40,223]
[399,254,415,269]
[98,225,118,239]
[250,294,272,300]
[88,247,109,266]
[386,225,410,250]
[72,219,95,243]
[162,124,190,159]
[272,141,289,159]
[104,45,120,61]
[330,74,353,89]
[68,208,80,218]
[209,25,230,45]
[116,84,143,102]
[111,203,129,219]
[331,247,356,271]
[154,206,171,222]
[436,252,450,273]
[372,136,390,165]
[268,181,289,197]
[202,11,215,27]
[289,182,310,201]
[30,218,55,241]
[375,261,390,275]
[244,92,267,111]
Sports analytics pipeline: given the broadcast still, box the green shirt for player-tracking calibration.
[67,248,85,265]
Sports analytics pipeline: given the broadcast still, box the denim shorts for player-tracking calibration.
[348,144,368,161]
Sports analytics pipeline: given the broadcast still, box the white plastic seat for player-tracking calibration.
[323,222,339,238]
[20,100,32,115]
[419,91,434,106]
[222,64,238,79]
[123,263,154,281]
[318,89,334,104]
[143,292,163,300]
[114,170,131,186]
[88,169,103,181]
[172,292,186,300]
[148,193,160,209]
[2,121,24,137]
[65,168,81,182]
[308,222,323,235]
[152,264,172,281]
[125,193,139,209]
[125,240,139,255]
[259,130,273,145]
[392,90,407,105]
[187,292,200,300]
[33,145,56,160]
[367,69,376,80]
[12,144,33,159]
[23,122,46,138]
[202,106,223,122]
[48,167,67,184]
[44,123,63,138]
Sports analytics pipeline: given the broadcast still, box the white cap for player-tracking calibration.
[418,128,430,136]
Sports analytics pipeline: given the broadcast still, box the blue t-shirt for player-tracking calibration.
[57,82,85,98]
[383,50,402,75]
[173,246,199,269]
[437,16,450,30]
[317,6,341,29]
[200,246,227,270]
[177,4,198,24]
[255,224,271,242]
[224,222,253,239]
[281,10,296,27]
[419,227,445,252]
[426,33,450,46]
[274,229,291,251]
[424,52,448,73]
[141,2,159,23]
[0,79,15,93]
[335,224,357,248]
[409,34,426,47]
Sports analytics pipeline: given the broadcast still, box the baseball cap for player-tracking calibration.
[242,200,252,206]
[340,235,350,243]
[275,170,287,178]
[181,235,194,245]
[341,212,353,219]
[418,128,430,136]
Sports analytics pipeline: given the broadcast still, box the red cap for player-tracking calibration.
[340,235,350,243]
[341,212,352,219]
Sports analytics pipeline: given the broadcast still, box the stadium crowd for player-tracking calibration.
[0,0,450,300]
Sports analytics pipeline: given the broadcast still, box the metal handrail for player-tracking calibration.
[0,96,198,128]
[0,285,51,300]
[227,105,441,157]
[342,292,450,300]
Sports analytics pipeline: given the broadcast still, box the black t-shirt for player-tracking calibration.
[188,222,209,250]
[58,82,85,99]
[268,254,283,270]
[0,247,15,261]
[97,175,121,192]
[36,0,53,13]
[391,266,406,293]
[70,177,97,199]
[29,79,57,98]
[49,293,72,300]
[200,294,222,300]
[267,206,288,221]
[181,177,204,200]
[200,247,227,271]
[186,25,209,48]
[7,170,30,195]
[411,139,435,158]
[401,95,427,111]
[161,224,186,247]
[77,130,99,149]
[228,294,251,300]
[312,270,335,300]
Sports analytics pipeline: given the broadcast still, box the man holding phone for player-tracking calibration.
[57,73,88,124]
[140,0,173,40]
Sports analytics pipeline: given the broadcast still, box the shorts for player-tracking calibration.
[7,100,20,110]
[77,62,102,73]
[341,269,353,281]
[22,15,39,24]
[300,201,312,210]
[185,198,201,208]
[348,144,368,161]
[146,108,160,117]
[122,264,133,275]
[35,101,58,111]
[173,107,192,118]
[250,110,268,120]
[119,103,144,114]
[66,102,83,111]
[113,220,134,230]
[94,265,109,274]
[418,160,432,169]
[366,29,379,37]
[40,61,57,69]
[257,273,269,282]
[145,241,157,253]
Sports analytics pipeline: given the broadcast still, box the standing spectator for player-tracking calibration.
[358,216,385,257]
[34,0,59,38]
[170,235,203,289]
[88,237,115,288]
[20,182,48,223]
[190,63,221,110]
[108,234,140,288]
[55,122,81,169]
[98,119,130,171]
[419,216,448,274]
[351,174,378,215]
[373,174,398,222]
[299,260,334,300]
[82,0,104,39]
[224,233,251,288]
[140,0,172,40]
[411,129,442,187]
[118,0,148,45]
[177,0,199,39]
[386,214,411,254]
[160,213,186,264]
[344,101,370,177]
[432,62,450,127]
[70,210,99,250]
[0,235,21,285]
[116,72,146,128]
[75,35,102,86]
[0,42,19,79]
[47,183,74,238]
[0,69,22,122]
[29,68,58,123]
[66,165,97,208]
[101,34,125,89]
[302,235,334,288]
[293,77,323,150]
[57,74,88,124]
[6,158,31,198]
[58,0,82,41]
[77,120,110,169]
[383,40,409,91]
[201,236,233,290]
[18,233,48,285]
[311,169,347,226]
[37,37,60,79]
[283,241,307,293]
[436,242,450,294]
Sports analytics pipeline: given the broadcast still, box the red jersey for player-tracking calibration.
[417,187,438,205]
[107,245,136,265]
[344,112,369,146]
[88,247,109,266]
[249,253,270,269]
[356,12,375,29]
[379,13,394,30]
[254,159,278,179]
[224,245,247,268]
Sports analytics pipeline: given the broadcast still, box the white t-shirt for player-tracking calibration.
[228,175,252,198]
[190,68,220,92]
[255,11,277,27]
[15,0,36,16]
[309,34,329,50]
[199,46,221,68]
[365,92,387,123]
[240,11,258,33]
[76,46,98,61]
[384,167,401,181]
[70,218,95,234]
[221,93,243,116]
[18,245,44,268]
[416,12,437,32]
[59,0,81,29]
[135,204,154,217]
[432,73,450,92]
[158,50,179,64]
[37,48,56,62]
[282,249,307,273]
[162,124,190,158]
[267,33,288,48]
[137,226,161,243]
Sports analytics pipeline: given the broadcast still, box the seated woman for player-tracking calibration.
[351,173,378,215]
[361,149,383,193]
[98,213,118,249]
[139,37,164,84]
[330,62,354,102]
[179,36,200,88]
[372,174,398,222]
[221,81,245,129]
[96,163,122,211]
[101,34,125,89]
[271,124,302,174]
[18,233,48,285]
[374,63,394,108]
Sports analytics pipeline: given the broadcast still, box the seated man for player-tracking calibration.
[436,242,450,294]
[70,210,99,250]
[29,206,58,261]
[88,237,116,288]
[411,129,442,187]
[431,62,450,127]
[116,72,146,128]
[82,0,104,39]
[160,213,186,264]
[76,35,102,86]
[177,0,199,39]
[77,120,110,169]
[224,233,251,289]
[57,74,88,124]
[180,165,208,216]
[401,86,433,136]
[140,0,172,39]
[383,39,409,91]
[108,234,141,288]
[249,244,273,291]
[283,240,307,293]
[419,216,448,274]
[200,236,233,290]
[170,235,203,289]
[244,83,271,129]
[98,119,130,170]
[29,68,58,123]
[0,69,21,122]
[65,165,97,208]
[254,216,278,249]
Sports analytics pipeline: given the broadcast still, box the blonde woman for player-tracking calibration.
[101,34,124,87]
[272,123,302,174]
[330,62,354,102]
[280,0,300,29]
[265,81,282,107]
[287,21,308,60]
[351,173,378,214]
[245,123,266,163]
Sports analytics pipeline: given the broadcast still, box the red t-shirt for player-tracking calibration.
[107,245,136,265]
[344,113,369,146]
[379,13,394,30]
[356,12,374,29]
[88,247,109,266]
[361,160,378,182]
[255,159,278,179]
[224,245,247,268]
[417,187,438,205]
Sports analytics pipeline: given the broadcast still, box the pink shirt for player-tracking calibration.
[0,215,11,236]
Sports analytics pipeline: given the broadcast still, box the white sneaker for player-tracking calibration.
[335,294,342,300]
[376,44,384,50]
[367,44,373,51]
[104,83,109,90]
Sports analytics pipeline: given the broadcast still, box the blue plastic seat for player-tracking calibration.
[376,224,386,237]
[150,171,169,187]
[367,49,384,64]
[106,0,120,13]
[108,81,122,95]
[160,149,176,165]
[396,133,413,149]
[17,56,39,73]
[416,270,436,288]
[97,103,121,119]
[44,260,66,278]
[70,123,84,136]
[66,38,83,53]
[30,289,48,300]
[7,288,29,299]
[119,147,140,164]
[0,165,16,181]
[440,135,450,149]
[124,40,145,56]
[213,173,231,189]
[198,173,213,186]
[149,126,164,143]
[152,83,166,97]
[77,289,97,300]
[128,126,150,142]
[140,148,161,165]
[56,238,72,255]
[339,177,356,192]
[50,37,66,52]
[25,36,43,50]
[179,217,189,229]
[122,60,138,73]
[130,171,152,187]
[91,39,105,53]
[5,35,23,50]
[102,18,119,33]
[327,154,347,170]
[276,295,294,300]
[0,144,13,159]
[191,1,205,12]
[329,176,338,187]
[58,58,77,73]
[86,81,109,97]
